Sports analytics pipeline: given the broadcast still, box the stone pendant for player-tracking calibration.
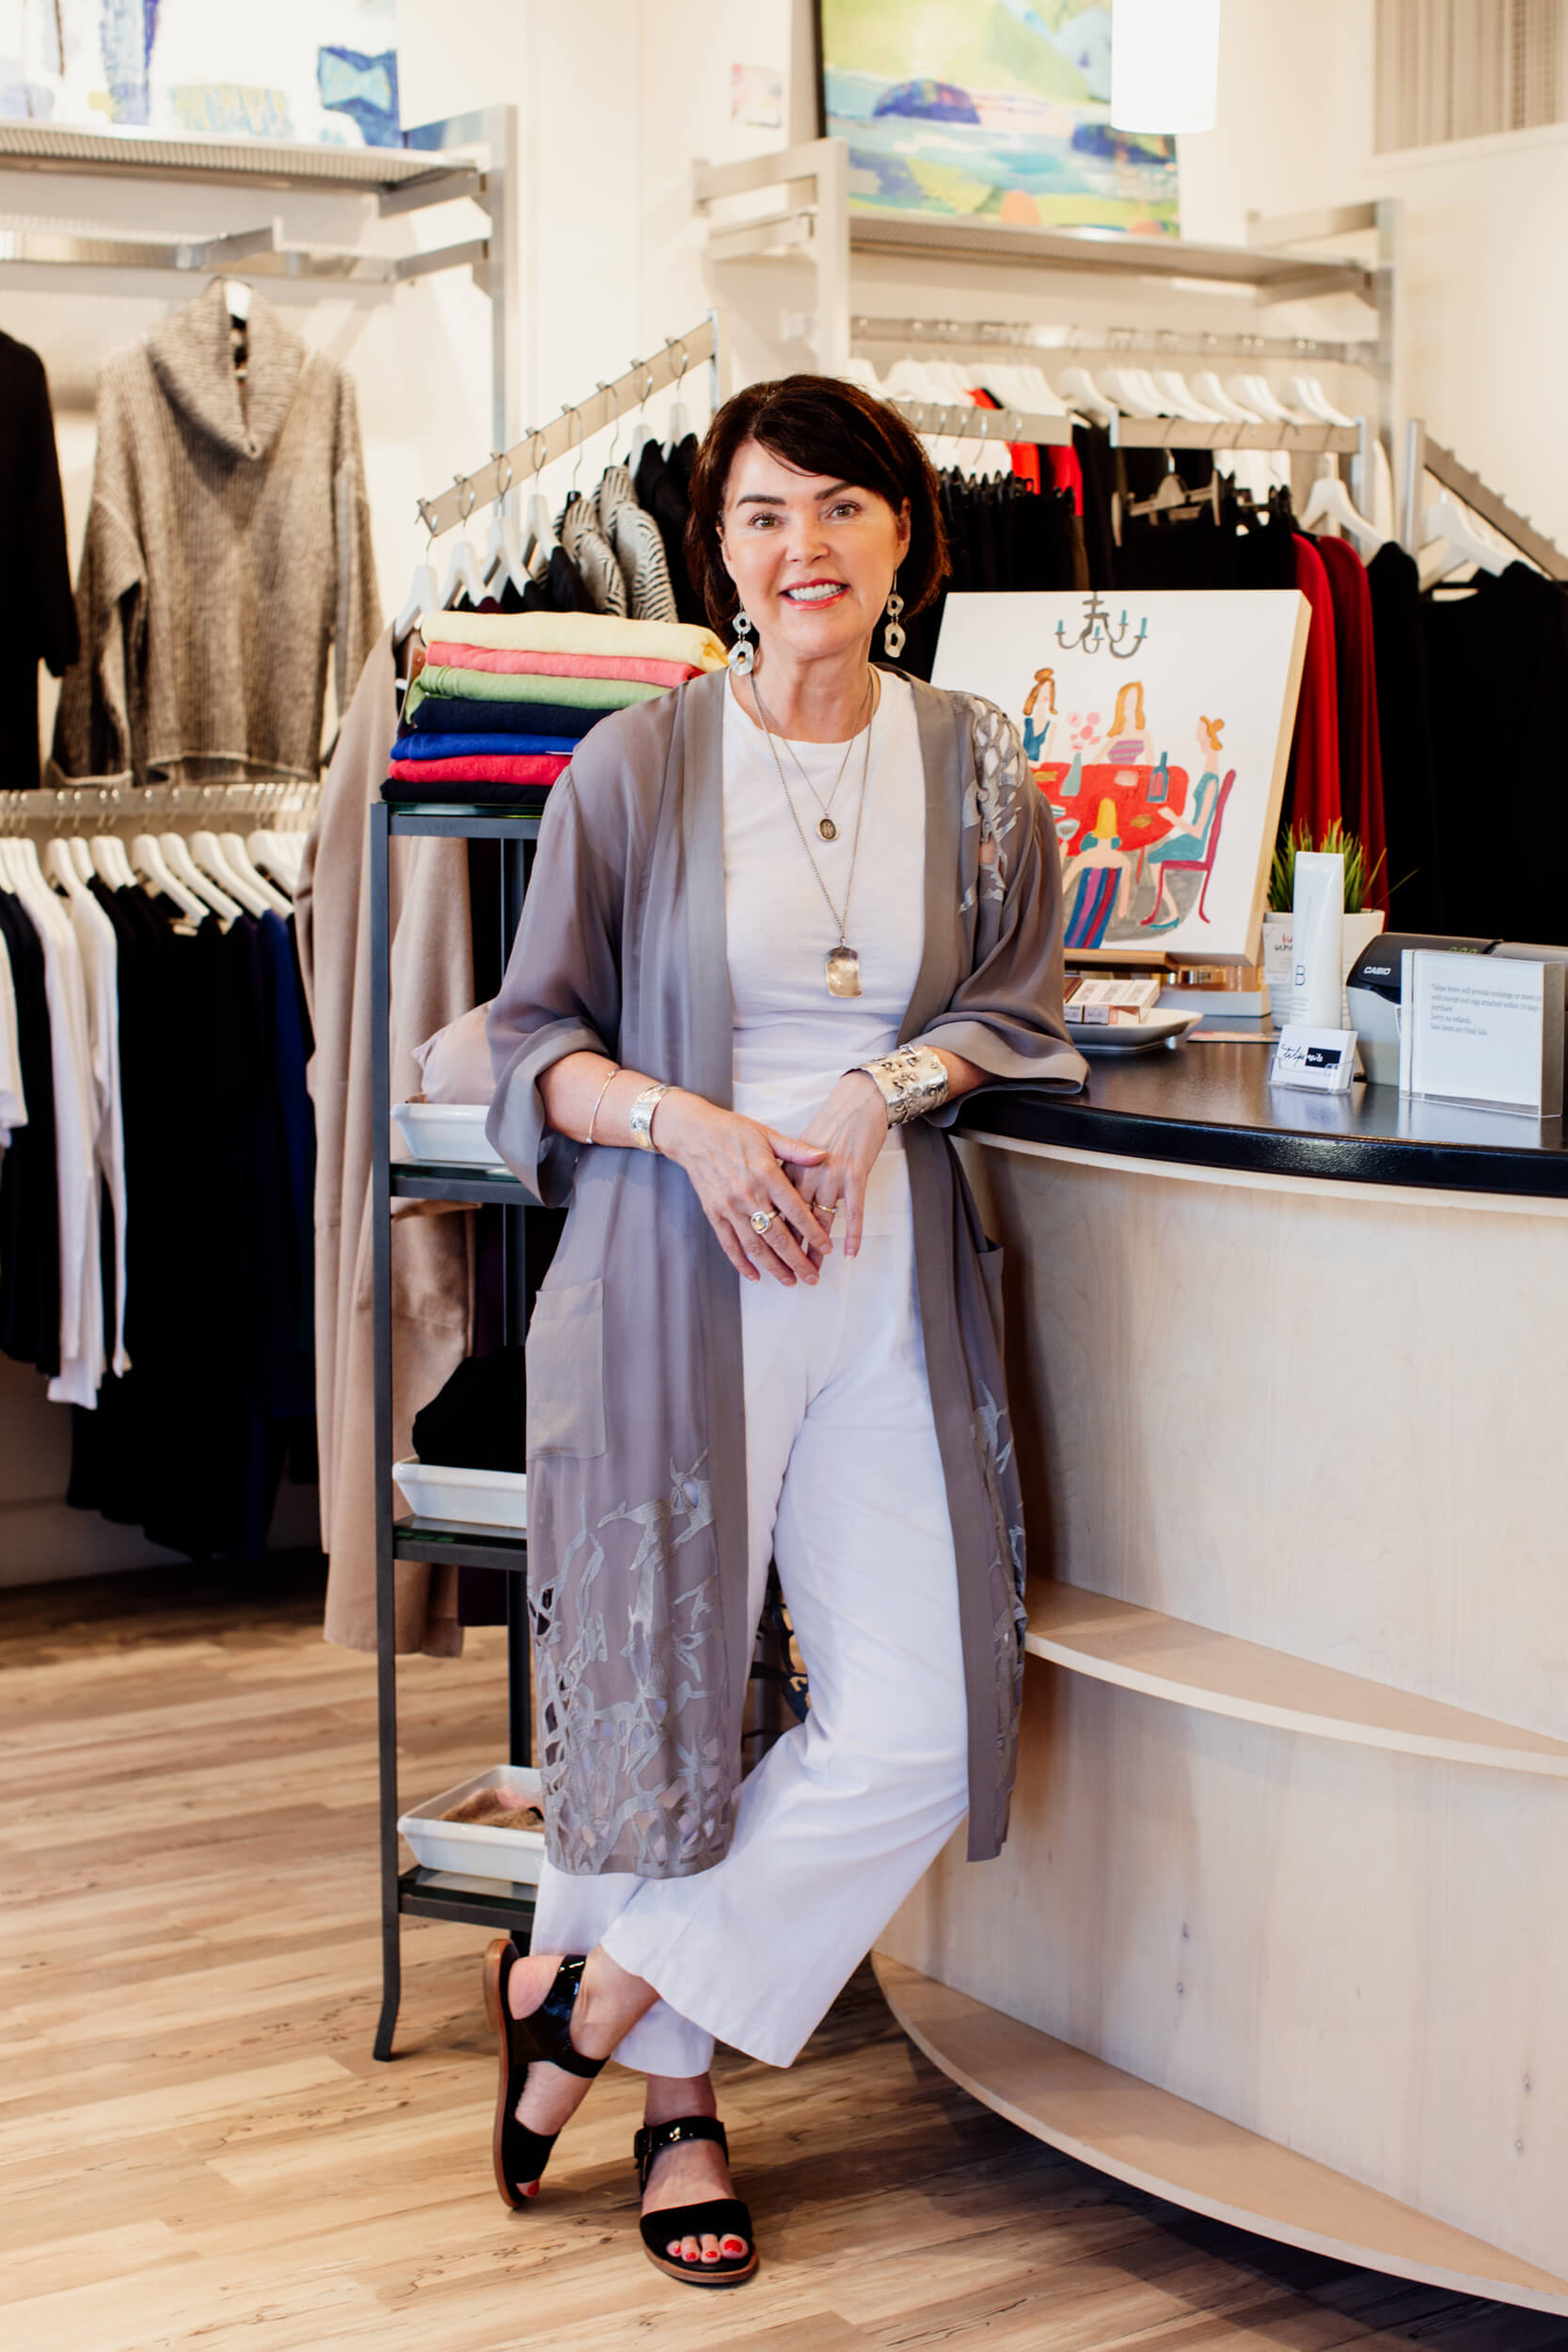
[825,945,863,998]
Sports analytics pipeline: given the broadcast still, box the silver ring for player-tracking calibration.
[750,1209,776,1237]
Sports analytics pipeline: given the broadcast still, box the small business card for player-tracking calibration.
[1269,1025,1357,1093]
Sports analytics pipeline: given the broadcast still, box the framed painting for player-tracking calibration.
[816,0,1178,235]
[931,590,1311,964]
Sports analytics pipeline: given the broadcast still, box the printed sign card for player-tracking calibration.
[1400,950,1564,1116]
[932,590,1310,963]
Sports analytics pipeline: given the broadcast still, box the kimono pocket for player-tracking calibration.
[525,1279,607,1457]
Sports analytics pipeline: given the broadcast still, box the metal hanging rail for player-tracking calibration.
[853,316,1378,367]
[416,311,724,539]
[1402,419,1568,580]
[1109,416,1361,453]
[888,397,1072,448]
[0,780,320,831]
[0,215,486,286]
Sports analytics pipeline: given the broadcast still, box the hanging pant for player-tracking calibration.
[529,1199,971,2074]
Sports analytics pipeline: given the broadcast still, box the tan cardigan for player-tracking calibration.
[53,280,378,787]
[295,628,476,1657]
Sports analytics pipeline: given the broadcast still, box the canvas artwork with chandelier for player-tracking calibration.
[932,590,1309,963]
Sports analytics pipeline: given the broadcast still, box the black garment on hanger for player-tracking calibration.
[634,440,705,626]
[1366,543,1443,931]
[0,891,60,1374]
[1071,423,1117,590]
[668,433,699,495]
[546,543,598,614]
[897,472,1086,682]
[1420,562,1568,941]
[0,335,77,790]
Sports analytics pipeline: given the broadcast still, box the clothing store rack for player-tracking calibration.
[1402,418,1568,581]
[371,799,539,2061]
[853,317,1377,368]
[1109,416,1363,455]
[886,398,1071,449]
[0,780,320,832]
[416,310,726,540]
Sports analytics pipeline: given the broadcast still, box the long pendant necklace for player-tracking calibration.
[752,673,871,842]
[750,671,877,997]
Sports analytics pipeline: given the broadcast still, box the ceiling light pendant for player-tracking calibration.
[1110,0,1222,135]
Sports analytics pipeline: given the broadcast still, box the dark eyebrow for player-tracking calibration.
[732,481,857,509]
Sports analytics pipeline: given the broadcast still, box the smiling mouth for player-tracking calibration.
[781,581,848,605]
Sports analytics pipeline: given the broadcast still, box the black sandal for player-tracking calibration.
[634,2115,758,2288]
[482,1939,606,2211]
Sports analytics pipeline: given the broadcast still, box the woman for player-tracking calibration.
[483,376,1085,2288]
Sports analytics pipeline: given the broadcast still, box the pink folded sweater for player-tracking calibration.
[422,643,701,690]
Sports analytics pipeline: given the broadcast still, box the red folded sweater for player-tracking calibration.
[387,753,572,786]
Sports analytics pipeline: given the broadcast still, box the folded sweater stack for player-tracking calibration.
[386,611,728,802]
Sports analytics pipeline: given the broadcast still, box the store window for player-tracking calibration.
[1374,0,1564,148]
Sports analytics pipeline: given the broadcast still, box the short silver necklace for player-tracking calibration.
[749,669,877,998]
[750,674,870,842]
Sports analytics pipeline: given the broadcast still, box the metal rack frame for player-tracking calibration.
[1402,417,1568,581]
[371,798,542,2061]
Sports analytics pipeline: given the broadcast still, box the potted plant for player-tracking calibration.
[1264,821,1386,1029]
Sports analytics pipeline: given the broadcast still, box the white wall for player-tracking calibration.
[1179,0,1568,548]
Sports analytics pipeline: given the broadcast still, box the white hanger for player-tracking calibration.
[1232,374,1302,427]
[88,834,137,890]
[1151,369,1222,422]
[131,834,206,922]
[225,278,252,324]
[1299,468,1385,553]
[1101,367,1163,418]
[437,526,487,614]
[1291,373,1357,429]
[1191,372,1260,423]
[69,837,95,882]
[190,829,270,918]
[42,837,79,894]
[247,829,302,891]
[393,551,440,644]
[523,487,558,567]
[161,832,240,924]
[1422,493,1507,580]
[1058,365,1118,422]
[218,832,291,914]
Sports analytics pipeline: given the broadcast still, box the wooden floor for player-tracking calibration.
[4,1564,1565,2352]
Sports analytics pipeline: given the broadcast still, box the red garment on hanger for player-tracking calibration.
[968,386,1040,490]
[1312,535,1388,910]
[1286,534,1342,837]
[1049,441,1085,514]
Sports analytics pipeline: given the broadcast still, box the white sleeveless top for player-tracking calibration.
[721,672,925,1233]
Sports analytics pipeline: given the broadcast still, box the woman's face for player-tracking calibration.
[719,439,911,667]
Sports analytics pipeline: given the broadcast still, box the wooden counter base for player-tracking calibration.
[870,1954,1568,2314]
[875,1134,1568,2301]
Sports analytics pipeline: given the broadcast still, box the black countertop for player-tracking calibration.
[958,1038,1568,1200]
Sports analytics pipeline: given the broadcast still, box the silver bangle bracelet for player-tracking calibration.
[627,1081,673,1152]
[855,1046,950,1126]
[584,1064,620,1146]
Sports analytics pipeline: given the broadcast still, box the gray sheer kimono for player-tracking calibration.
[486,665,1085,1879]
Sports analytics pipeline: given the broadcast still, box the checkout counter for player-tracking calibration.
[873,1044,1568,2312]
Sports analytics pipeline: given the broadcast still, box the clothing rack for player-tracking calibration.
[887,397,1072,449]
[1109,416,1363,455]
[853,317,1378,368]
[0,781,320,833]
[1402,419,1568,581]
[416,310,726,540]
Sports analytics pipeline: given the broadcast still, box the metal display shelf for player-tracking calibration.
[371,797,539,2061]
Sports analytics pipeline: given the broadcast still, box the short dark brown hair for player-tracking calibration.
[684,374,949,642]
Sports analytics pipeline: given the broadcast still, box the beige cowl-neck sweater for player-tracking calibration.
[53,280,379,787]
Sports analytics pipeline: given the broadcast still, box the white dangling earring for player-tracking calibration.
[728,610,755,675]
[882,578,906,661]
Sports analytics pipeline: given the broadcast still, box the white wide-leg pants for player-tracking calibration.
[529,1200,971,2074]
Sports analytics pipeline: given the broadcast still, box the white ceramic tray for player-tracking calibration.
[1076,1013,1200,1057]
[398,1763,546,1883]
[392,1458,528,1531]
[391,1100,504,1168]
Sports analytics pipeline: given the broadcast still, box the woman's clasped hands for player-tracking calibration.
[655,1070,887,1285]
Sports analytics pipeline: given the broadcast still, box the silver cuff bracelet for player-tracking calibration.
[627,1082,673,1152]
[856,1046,950,1126]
